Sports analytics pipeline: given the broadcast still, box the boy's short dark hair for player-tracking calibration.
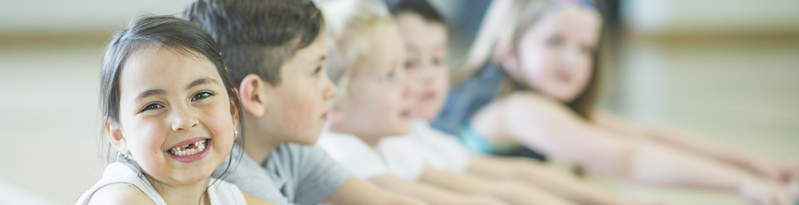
[184,0,324,87]
[386,0,445,24]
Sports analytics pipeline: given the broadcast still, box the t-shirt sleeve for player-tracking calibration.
[212,145,296,205]
[290,144,355,205]
[422,124,472,173]
[317,132,390,180]
[376,136,427,181]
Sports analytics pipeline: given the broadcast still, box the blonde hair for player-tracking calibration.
[452,0,548,83]
[453,0,603,119]
[316,0,398,100]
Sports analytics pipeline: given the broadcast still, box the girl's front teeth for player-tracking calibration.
[169,140,207,156]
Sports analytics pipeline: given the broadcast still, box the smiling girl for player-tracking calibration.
[76,16,272,205]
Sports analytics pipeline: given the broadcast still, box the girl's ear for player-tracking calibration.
[239,74,267,118]
[105,121,130,155]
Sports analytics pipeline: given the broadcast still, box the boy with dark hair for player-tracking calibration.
[184,0,424,204]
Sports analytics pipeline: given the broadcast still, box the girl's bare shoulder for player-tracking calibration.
[86,183,155,205]
[501,92,564,113]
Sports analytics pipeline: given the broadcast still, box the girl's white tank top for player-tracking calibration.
[75,162,247,205]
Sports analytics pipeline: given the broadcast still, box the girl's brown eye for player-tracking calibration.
[142,103,164,112]
[192,91,213,101]
[547,37,564,47]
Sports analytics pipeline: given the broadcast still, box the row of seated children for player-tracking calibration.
[316,0,798,204]
[76,0,798,204]
[78,0,422,204]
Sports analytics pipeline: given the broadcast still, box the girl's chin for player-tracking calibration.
[145,168,214,186]
[172,174,213,185]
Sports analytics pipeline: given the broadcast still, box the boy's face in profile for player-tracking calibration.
[330,26,414,139]
[396,13,450,120]
[259,31,337,145]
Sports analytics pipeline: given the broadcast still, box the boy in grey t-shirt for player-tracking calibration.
[185,0,423,204]
[216,144,351,205]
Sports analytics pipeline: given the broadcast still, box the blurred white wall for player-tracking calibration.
[622,0,799,36]
[0,0,193,34]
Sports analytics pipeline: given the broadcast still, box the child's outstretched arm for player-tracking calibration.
[369,174,510,205]
[594,110,797,182]
[323,178,427,205]
[418,165,577,205]
[480,93,793,204]
[468,156,654,205]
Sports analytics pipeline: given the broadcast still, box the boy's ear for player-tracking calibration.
[106,121,130,155]
[239,74,267,118]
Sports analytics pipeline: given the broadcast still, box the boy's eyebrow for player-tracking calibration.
[317,55,327,63]
[185,78,219,90]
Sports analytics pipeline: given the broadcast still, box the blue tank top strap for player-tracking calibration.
[459,122,517,154]
[433,63,548,162]
[458,122,547,161]
[432,63,506,135]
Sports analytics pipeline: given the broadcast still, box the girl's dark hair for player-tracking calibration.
[386,0,445,24]
[99,15,244,187]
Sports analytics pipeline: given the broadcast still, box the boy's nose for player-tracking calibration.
[418,66,434,82]
[323,75,338,100]
[404,74,421,99]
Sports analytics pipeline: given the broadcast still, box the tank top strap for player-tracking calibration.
[433,63,507,135]
[75,162,168,205]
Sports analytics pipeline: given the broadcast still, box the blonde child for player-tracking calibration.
[383,0,661,204]
[433,0,798,204]
[183,0,423,204]
[76,16,272,205]
[315,1,579,204]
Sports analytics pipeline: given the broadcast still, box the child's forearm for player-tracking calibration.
[648,126,786,181]
[626,139,796,205]
[323,179,428,205]
[469,156,645,205]
[418,166,492,194]
[626,139,749,189]
[595,109,787,181]
[369,174,508,205]
[420,167,576,205]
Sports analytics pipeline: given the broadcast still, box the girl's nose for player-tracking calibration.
[171,105,198,132]
[561,46,579,70]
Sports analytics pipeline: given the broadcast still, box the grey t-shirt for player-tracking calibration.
[213,143,354,205]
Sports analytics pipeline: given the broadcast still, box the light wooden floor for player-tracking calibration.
[590,36,799,205]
